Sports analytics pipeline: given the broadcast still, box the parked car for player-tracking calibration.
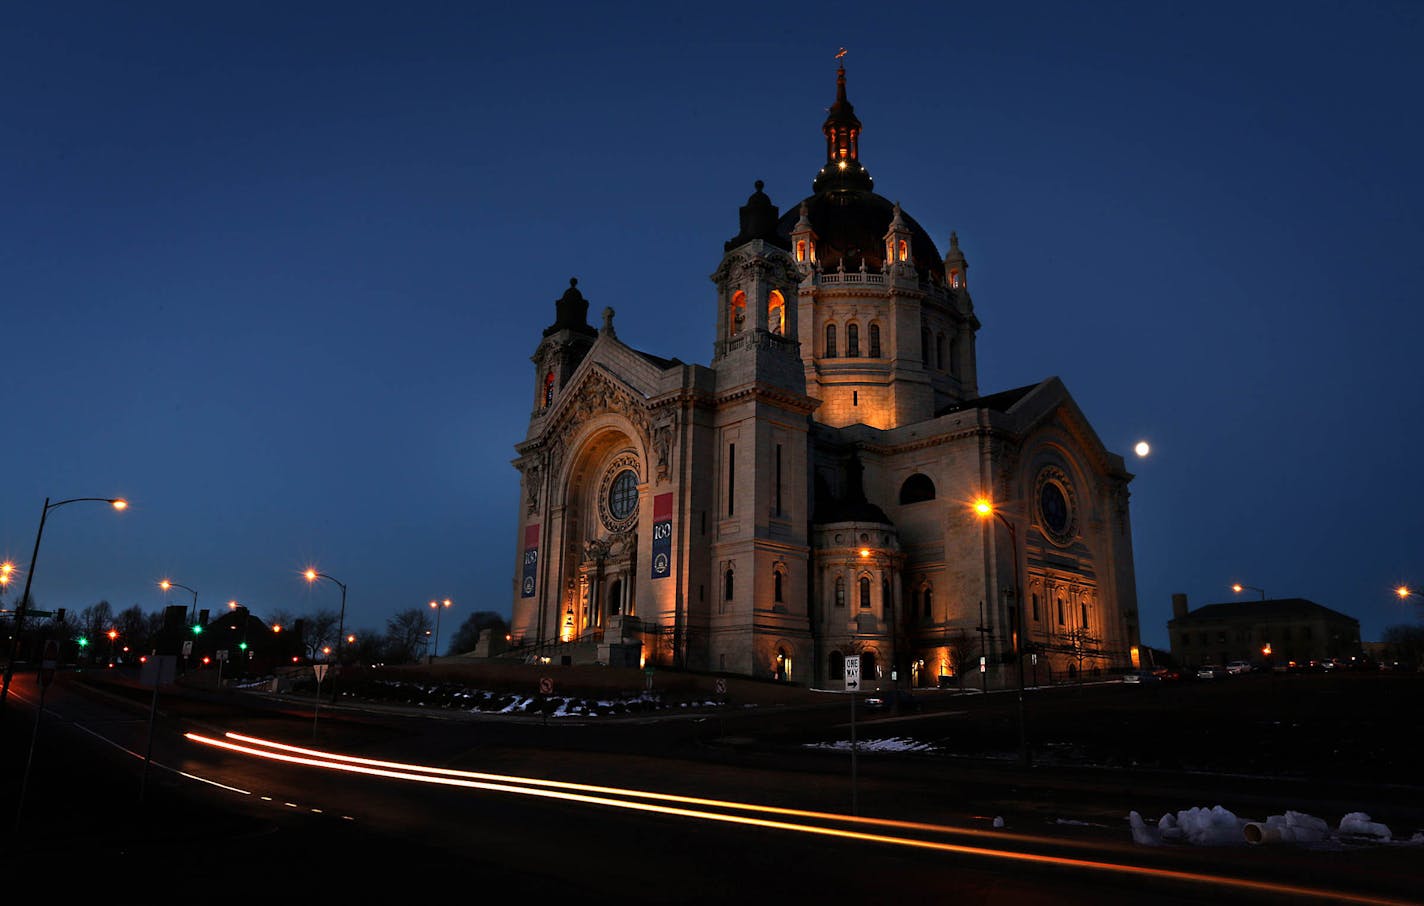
[1196,664,1227,680]
[1225,660,1252,675]
[863,690,919,712]
[1122,670,1162,685]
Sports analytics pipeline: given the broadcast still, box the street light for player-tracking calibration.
[158,578,199,663]
[1396,585,1421,604]
[1,496,128,707]
[428,598,453,665]
[972,495,1030,768]
[1232,582,1267,601]
[304,567,348,699]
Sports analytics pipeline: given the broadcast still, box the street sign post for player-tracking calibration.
[844,655,861,692]
[844,655,861,816]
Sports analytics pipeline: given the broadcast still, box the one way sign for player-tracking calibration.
[844,655,861,692]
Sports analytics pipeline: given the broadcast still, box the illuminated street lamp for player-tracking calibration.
[159,578,200,661]
[972,496,1030,768]
[1395,585,1419,602]
[1231,582,1266,601]
[1,496,128,707]
[428,598,453,665]
[305,567,348,699]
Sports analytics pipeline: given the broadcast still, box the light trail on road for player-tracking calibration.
[187,731,1409,906]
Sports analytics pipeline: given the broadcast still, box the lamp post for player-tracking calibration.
[973,496,1030,768]
[1395,585,1420,604]
[159,579,199,665]
[428,598,453,665]
[1231,582,1266,601]
[1,496,128,708]
[304,568,347,701]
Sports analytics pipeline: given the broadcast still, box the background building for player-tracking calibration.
[1167,593,1361,668]
[509,67,1140,686]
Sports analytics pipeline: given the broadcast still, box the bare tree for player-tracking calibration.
[80,601,114,643]
[384,608,433,664]
[947,631,977,692]
[301,609,339,660]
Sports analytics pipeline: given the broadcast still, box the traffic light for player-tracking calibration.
[192,624,203,635]
[77,637,89,649]
[238,641,248,651]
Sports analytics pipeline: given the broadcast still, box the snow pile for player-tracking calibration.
[1130,806,1401,848]
[802,737,938,753]
[1242,811,1330,845]
[1338,812,1391,841]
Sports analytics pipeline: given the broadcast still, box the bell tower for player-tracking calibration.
[530,278,597,416]
[706,181,816,679]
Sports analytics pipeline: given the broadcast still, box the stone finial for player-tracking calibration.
[601,306,617,336]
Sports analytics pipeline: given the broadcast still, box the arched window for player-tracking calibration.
[859,576,871,609]
[922,587,933,620]
[898,473,936,504]
[868,323,881,358]
[950,268,961,289]
[829,650,845,680]
[609,579,622,616]
[825,323,837,358]
[724,568,735,601]
[729,290,747,337]
[543,372,556,408]
[897,239,908,262]
[862,651,877,678]
[847,323,860,357]
[936,333,946,370]
[774,570,784,603]
[796,240,807,263]
[835,576,846,608]
[949,333,960,374]
[881,579,890,613]
[921,325,931,365]
[768,290,785,335]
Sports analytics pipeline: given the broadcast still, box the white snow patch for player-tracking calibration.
[802,737,938,753]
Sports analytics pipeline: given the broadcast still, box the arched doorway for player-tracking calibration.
[555,424,645,642]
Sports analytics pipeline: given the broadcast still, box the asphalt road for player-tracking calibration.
[2,670,1420,904]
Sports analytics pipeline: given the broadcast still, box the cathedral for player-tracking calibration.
[509,65,1141,688]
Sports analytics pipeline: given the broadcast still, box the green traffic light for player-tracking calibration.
[192,624,203,635]
[77,637,89,648]
[238,641,248,651]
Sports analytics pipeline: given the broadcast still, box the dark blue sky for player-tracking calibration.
[4,2,1421,650]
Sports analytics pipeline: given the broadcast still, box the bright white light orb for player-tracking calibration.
[1134,441,1150,458]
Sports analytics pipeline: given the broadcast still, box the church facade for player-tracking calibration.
[509,66,1141,687]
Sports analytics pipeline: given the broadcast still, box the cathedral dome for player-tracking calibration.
[776,190,943,279]
[773,62,945,281]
